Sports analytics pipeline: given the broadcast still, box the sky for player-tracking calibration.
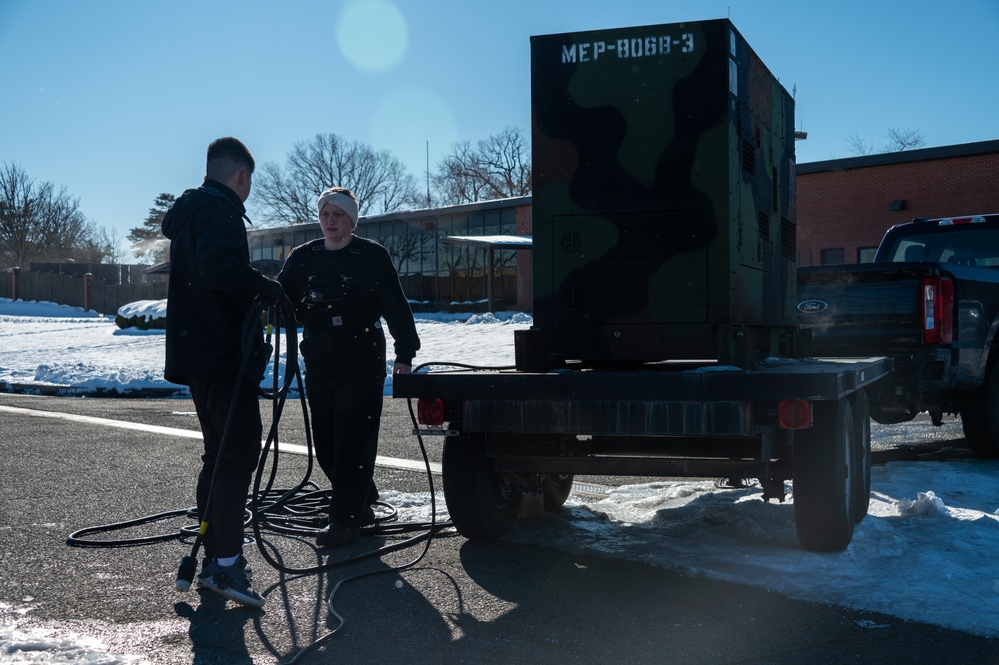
[1,296,998,663]
[1,0,997,262]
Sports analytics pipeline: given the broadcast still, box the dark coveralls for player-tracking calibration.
[278,236,420,529]
[162,181,275,560]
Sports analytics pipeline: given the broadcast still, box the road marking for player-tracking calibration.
[0,404,441,474]
[0,405,612,495]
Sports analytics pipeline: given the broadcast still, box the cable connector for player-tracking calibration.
[175,555,198,592]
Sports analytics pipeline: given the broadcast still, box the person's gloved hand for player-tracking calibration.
[261,278,284,302]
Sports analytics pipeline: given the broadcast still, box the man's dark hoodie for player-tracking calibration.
[161,180,273,385]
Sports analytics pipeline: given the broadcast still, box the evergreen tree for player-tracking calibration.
[128,193,174,264]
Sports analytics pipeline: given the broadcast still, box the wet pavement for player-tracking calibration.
[0,393,994,664]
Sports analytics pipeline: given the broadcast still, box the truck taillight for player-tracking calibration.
[922,277,954,345]
[417,397,445,425]
[778,399,812,429]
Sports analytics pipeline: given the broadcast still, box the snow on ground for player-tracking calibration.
[0,298,529,395]
[2,297,999,653]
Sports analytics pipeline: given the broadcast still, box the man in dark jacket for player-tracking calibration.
[278,186,420,548]
[162,137,282,609]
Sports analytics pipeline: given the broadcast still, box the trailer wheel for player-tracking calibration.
[543,474,574,511]
[442,431,520,540]
[852,389,871,523]
[793,398,855,552]
[961,363,999,458]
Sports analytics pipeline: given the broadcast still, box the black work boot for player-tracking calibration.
[361,505,375,527]
[316,524,360,548]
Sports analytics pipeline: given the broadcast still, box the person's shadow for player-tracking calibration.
[170,528,460,663]
[175,588,260,664]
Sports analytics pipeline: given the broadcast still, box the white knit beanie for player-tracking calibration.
[316,188,359,227]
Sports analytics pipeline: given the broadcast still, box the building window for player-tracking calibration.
[857,247,878,263]
[820,248,845,265]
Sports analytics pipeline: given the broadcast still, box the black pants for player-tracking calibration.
[305,360,385,528]
[188,373,262,559]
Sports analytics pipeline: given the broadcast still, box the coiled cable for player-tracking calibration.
[65,299,498,662]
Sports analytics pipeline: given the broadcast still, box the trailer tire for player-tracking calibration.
[961,363,999,458]
[442,431,520,540]
[852,389,872,523]
[793,398,855,552]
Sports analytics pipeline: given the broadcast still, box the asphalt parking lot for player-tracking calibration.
[0,392,995,665]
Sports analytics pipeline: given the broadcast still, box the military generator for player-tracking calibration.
[525,19,797,370]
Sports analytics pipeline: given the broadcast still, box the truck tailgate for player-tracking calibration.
[798,263,932,357]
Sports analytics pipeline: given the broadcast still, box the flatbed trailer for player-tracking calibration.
[395,356,890,552]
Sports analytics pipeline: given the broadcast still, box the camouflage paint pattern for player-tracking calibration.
[528,19,796,368]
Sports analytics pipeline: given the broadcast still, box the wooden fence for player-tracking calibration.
[1,266,167,316]
[2,262,523,315]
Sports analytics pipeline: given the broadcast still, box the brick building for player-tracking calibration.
[796,139,999,266]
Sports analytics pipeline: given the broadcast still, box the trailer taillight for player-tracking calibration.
[922,277,954,344]
[778,399,812,429]
[417,397,445,425]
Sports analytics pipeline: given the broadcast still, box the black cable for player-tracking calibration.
[66,294,451,546]
[66,307,526,661]
[244,300,453,580]
[279,396,445,665]
[280,360,515,662]
[413,360,516,373]
[66,298,456,651]
[66,508,195,548]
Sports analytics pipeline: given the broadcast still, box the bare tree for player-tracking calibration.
[93,225,126,264]
[847,127,926,156]
[252,133,421,226]
[72,221,119,264]
[0,163,37,267]
[0,162,98,269]
[366,225,427,274]
[31,183,96,265]
[434,140,490,205]
[884,126,926,152]
[433,126,532,206]
[846,133,875,156]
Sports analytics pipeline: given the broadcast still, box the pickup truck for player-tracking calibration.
[797,214,999,458]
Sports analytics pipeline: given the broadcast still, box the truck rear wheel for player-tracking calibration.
[852,390,872,523]
[543,474,574,511]
[442,431,520,540]
[793,398,855,552]
[961,363,999,458]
